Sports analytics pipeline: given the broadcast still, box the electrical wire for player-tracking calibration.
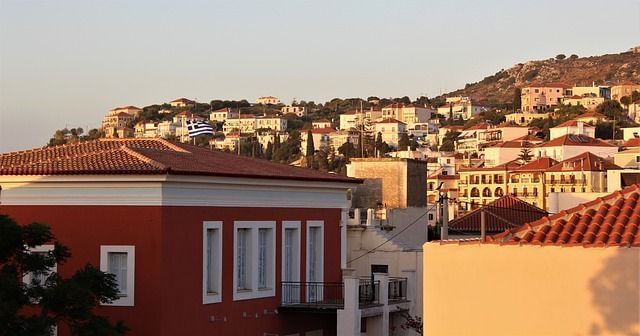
[347,202,438,265]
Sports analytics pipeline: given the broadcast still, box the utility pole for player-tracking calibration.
[439,192,449,240]
[480,207,486,242]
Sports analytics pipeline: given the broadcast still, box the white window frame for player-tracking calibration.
[281,221,301,282]
[100,245,135,306]
[233,221,276,301]
[23,245,56,287]
[202,221,223,304]
[306,221,324,284]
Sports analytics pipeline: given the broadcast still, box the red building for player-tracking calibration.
[0,139,361,336]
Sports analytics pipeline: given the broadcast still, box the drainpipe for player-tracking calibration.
[441,194,449,240]
[480,207,486,242]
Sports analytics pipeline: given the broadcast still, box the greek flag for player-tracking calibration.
[186,120,214,137]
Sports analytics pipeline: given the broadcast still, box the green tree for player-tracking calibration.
[517,147,533,164]
[305,130,315,167]
[620,96,632,111]
[0,215,127,336]
[398,132,410,151]
[375,132,384,157]
[264,141,273,161]
[513,88,522,111]
[338,139,357,159]
[439,131,460,152]
[596,100,625,120]
[555,54,566,60]
[632,91,640,102]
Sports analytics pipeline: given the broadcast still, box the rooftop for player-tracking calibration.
[0,139,361,183]
[449,195,548,234]
[545,152,620,172]
[536,134,615,148]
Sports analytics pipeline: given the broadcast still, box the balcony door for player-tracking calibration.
[282,222,300,304]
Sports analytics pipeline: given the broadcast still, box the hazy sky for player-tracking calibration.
[1,0,639,152]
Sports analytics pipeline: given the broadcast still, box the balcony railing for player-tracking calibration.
[546,179,585,185]
[281,281,344,309]
[388,277,408,303]
[280,279,382,309]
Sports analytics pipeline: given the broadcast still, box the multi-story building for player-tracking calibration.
[574,111,607,124]
[436,97,486,120]
[313,119,333,129]
[328,129,360,154]
[381,103,433,127]
[300,127,335,152]
[374,118,406,148]
[102,112,134,138]
[457,160,520,212]
[570,85,611,99]
[610,83,640,102]
[134,122,158,138]
[209,107,239,122]
[222,115,258,134]
[520,83,570,112]
[544,152,619,194]
[256,116,287,132]
[561,96,605,110]
[339,109,382,131]
[281,105,307,117]
[507,157,558,209]
[0,139,361,336]
[110,105,143,117]
[256,96,280,105]
[457,122,529,156]
[549,120,595,139]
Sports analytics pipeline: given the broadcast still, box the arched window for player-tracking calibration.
[471,187,480,197]
[495,187,504,197]
[482,187,492,197]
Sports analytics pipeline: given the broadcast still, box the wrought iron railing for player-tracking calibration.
[388,277,408,302]
[358,278,380,307]
[280,281,344,307]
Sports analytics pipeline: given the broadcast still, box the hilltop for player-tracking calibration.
[443,49,640,106]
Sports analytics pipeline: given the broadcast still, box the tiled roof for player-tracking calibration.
[512,134,544,143]
[111,105,142,111]
[513,157,558,171]
[310,127,337,134]
[459,160,521,172]
[492,141,528,148]
[552,120,580,128]
[536,134,615,148]
[525,82,571,88]
[449,196,547,233]
[0,139,361,183]
[545,152,620,172]
[464,122,489,131]
[576,111,606,119]
[376,118,405,124]
[171,98,194,103]
[623,138,640,148]
[383,103,416,109]
[490,184,640,247]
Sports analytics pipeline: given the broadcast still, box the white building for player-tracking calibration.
[374,118,407,148]
[549,120,596,140]
[381,103,433,127]
[256,96,279,105]
[281,105,307,117]
[437,97,486,120]
[209,107,239,122]
[534,134,619,161]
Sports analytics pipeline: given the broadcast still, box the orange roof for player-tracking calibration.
[310,127,337,134]
[512,134,544,143]
[536,134,615,148]
[545,152,620,172]
[464,122,489,131]
[492,141,528,148]
[0,139,361,183]
[576,111,606,119]
[376,118,405,124]
[552,120,580,128]
[623,138,640,148]
[115,112,133,118]
[449,196,547,233]
[513,157,558,171]
[489,184,640,247]
[459,159,521,172]
[525,82,571,89]
[171,98,194,103]
[111,105,142,111]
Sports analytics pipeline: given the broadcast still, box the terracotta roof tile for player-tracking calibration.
[491,184,640,247]
[513,157,558,171]
[449,196,548,233]
[623,138,640,148]
[536,134,616,148]
[376,118,406,124]
[545,152,620,172]
[0,139,361,183]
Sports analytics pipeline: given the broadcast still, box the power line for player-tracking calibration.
[347,203,437,265]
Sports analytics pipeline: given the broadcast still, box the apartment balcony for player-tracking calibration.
[280,276,409,312]
[546,179,585,185]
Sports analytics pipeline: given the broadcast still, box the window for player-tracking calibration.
[23,245,56,288]
[306,221,324,302]
[203,221,222,304]
[282,221,301,304]
[233,221,276,301]
[100,246,135,306]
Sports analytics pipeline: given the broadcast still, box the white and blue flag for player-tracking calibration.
[186,120,214,137]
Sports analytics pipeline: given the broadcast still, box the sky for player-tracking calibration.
[1,0,639,152]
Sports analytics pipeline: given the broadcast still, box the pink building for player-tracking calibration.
[520,83,571,112]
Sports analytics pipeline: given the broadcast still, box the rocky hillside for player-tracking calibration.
[444,49,640,106]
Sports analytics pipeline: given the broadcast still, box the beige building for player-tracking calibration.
[374,118,406,148]
[423,185,640,336]
[614,148,640,169]
[312,119,332,129]
[508,157,557,209]
[505,111,549,126]
[280,105,307,117]
[256,96,279,105]
[611,83,640,101]
[437,96,486,120]
[381,103,433,126]
[562,96,605,110]
[534,134,618,162]
[110,105,142,117]
[169,98,194,107]
[457,160,519,212]
[209,107,239,122]
[544,152,618,194]
[574,111,607,124]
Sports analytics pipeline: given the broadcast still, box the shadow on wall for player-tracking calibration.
[589,249,640,336]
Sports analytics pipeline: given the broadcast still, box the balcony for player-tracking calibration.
[280,278,383,311]
[546,179,585,185]
[388,277,408,303]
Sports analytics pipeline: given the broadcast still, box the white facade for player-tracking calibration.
[622,126,640,141]
[281,106,307,117]
[550,121,595,140]
[535,144,619,162]
[209,108,239,122]
[374,120,406,148]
